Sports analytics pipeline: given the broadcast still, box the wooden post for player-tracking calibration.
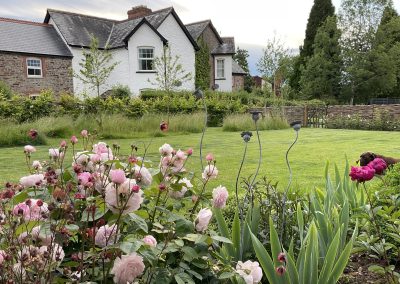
[303,105,308,127]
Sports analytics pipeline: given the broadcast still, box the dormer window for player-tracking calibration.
[138,47,154,71]
[27,58,42,78]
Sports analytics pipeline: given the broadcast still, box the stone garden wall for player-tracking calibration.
[252,104,400,127]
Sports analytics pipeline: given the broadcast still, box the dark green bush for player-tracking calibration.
[111,84,132,99]
[0,80,13,99]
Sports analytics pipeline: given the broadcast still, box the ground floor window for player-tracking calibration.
[27,58,42,77]
[216,59,225,79]
[138,47,154,71]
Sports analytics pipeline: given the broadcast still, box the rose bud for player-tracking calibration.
[276,266,286,276]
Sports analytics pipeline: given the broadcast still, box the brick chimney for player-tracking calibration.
[127,5,152,20]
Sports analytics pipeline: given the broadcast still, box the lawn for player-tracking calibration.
[1,127,399,191]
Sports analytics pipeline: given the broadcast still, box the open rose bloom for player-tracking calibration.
[2,139,235,282]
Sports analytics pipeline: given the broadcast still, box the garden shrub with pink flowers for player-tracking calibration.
[0,132,254,283]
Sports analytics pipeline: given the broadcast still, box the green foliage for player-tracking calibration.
[0,113,206,146]
[222,113,289,132]
[214,205,261,263]
[257,35,291,96]
[195,38,211,90]
[73,36,118,97]
[302,0,335,60]
[349,164,400,282]
[291,0,335,93]
[250,216,356,284]
[111,84,132,99]
[299,16,343,101]
[339,0,393,102]
[0,80,13,99]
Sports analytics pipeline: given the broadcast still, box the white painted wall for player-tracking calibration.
[127,24,164,95]
[214,55,232,92]
[50,13,196,97]
[157,14,196,92]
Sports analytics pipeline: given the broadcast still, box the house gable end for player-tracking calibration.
[123,19,168,45]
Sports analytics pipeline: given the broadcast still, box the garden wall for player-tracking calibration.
[252,104,400,127]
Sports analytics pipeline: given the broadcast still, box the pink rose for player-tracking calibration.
[110,169,126,184]
[349,165,375,182]
[367,158,387,175]
[212,185,228,209]
[206,153,214,161]
[95,224,120,248]
[70,136,78,144]
[13,203,30,217]
[81,129,88,138]
[78,172,93,187]
[93,142,110,154]
[24,145,36,153]
[195,208,212,232]
[19,174,44,188]
[142,235,157,247]
[111,253,145,284]
[159,143,173,156]
[236,260,263,283]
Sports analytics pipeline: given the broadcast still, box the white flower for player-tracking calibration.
[49,148,64,159]
[212,185,229,208]
[19,174,44,188]
[159,143,173,156]
[236,260,263,284]
[202,165,218,180]
[24,145,36,153]
[32,160,42,170]
[195,208,212,232]
[132,165,152,187]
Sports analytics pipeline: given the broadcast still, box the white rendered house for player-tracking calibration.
[44,6,199,97]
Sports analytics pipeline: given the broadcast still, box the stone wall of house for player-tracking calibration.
[0,52,73,95]
[200,25,221,89]
[232,75,244,91]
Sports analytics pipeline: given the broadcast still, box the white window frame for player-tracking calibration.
[216,58,225,79]
[26,58,43,78]
[138,47,155,71]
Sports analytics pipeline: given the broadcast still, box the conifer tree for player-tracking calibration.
[289,0,335,94]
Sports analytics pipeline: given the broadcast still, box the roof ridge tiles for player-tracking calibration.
[0,17,50,27]
[47,8,118,23]
[185,19,211,26]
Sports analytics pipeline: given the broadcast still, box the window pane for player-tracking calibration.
[34,69,41,76]
[217,59,224,78]
[28,68,35,75]
[27,59,41,67]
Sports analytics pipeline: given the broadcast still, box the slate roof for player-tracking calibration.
[232,60,247,75]
[185,19,223,44]
[44,7,197,50]
[212,37,235,55]
[0,18,72,57]
[185,20,210,41]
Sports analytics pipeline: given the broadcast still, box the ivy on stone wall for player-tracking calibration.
[195,38,211,90]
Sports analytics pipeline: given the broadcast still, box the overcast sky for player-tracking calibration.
[1,0,399,74]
